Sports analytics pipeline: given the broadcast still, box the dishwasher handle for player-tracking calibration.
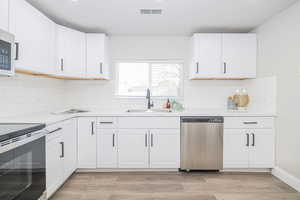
[181,116,224,123]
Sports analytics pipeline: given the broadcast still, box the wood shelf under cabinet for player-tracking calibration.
[191,78,247,80]
[16,69,108,81]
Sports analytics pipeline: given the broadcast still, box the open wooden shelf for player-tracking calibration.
[16,69,107,80]
[191,78,247,80]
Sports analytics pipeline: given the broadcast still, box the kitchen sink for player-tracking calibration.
[53,109,89,115]
[126,109,172,113]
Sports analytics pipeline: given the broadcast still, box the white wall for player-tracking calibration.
[0,74,65,118]
[255,1,300,179]
[64,36,275,111]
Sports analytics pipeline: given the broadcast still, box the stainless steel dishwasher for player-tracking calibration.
[180,116,224,171]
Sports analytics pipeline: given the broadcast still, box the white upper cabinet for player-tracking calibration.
[86,34,110,79]
[9,0,56,74]
[56,25,86,78]
[0,0,9,31]
[190,34,222,79]
[222,34,257,78]
[190,33,257,79]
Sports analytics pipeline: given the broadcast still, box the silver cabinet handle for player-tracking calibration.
[48,127,62,134]
[60,58,64,71]
[112,133,115,147]
[15,42,19,60]
[151,134,153,147]
[243,122,258,125]
[252,133,255,146]
[60,142,64,158]
[145,133,148,147]
[246,133,250,147]
[91,121,95,135]
[223,62,227,74]
[100,62,103,74]
[196,62,199,73]
[99,122,113,124]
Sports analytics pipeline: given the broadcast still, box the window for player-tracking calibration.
[116,61,183,97]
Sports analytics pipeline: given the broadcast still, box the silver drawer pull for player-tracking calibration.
[243,122,258,125]
[99,122,113,124]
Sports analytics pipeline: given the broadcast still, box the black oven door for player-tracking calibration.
[0,136,46,200]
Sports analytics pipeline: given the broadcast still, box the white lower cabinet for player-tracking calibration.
[62,119,78,179]
[46,119,77,198]
[223,129,251,168]
[149,129,180,168]
[77,117,97,168]
[248,129,275,168]
[224,127,274,169]
[118,129,149,168]
[46,133,64,198]
[97,129,118,168]
[93,117,181,169]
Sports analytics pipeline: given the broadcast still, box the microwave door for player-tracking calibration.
[0,28,15,76]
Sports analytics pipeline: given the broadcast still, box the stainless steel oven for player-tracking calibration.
[0,126,47,200]
[0,28,15,76]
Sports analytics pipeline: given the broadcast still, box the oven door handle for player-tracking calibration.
[0,130,47,154]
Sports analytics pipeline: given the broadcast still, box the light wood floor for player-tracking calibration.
[50,172,300,200]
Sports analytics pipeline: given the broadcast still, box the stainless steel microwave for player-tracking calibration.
[0,29,15,76]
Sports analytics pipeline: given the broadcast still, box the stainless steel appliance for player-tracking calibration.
[180,117,223,171]
[0,28,15,76]
[0,123,47,200]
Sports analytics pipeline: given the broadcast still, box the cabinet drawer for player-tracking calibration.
[46,123,64,142]
[224,117,274,129]
[97,117,118,129]
[118,117,180,129]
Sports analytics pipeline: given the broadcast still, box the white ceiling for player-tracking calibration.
[26,0,299,35]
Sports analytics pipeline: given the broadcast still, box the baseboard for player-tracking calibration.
[272,167,300,192]
[76,168,179,173]
[222,168,271,173]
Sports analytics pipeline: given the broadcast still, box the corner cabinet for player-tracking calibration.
[56,25,86,78]
[86,34,110,79]
[223,117,275,169]
[190,33,257,79]
[6,0,110,80]
[9,0,57,74]
[0,0,9,31]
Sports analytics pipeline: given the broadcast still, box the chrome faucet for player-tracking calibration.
[146,88,154,110]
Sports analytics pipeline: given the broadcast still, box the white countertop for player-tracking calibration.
[0,109,276,126]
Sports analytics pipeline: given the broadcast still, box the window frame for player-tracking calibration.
[115,60,184,99]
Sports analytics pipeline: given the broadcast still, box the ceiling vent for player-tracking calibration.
[140,9,163,15]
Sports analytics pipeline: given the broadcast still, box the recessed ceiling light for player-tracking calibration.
[71,0,78,2]
[155,0,165,3]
